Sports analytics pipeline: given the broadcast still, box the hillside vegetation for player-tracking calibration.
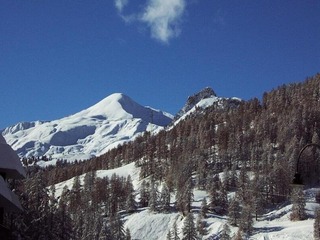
[8,73,320,239]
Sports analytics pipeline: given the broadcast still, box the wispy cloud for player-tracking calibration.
[114,0,186,44]
[114,0,129,13]
[141,0,186,43]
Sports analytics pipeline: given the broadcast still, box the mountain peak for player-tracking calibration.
[175,87,217,119]
[2,93,172,162]
[185,87,216,106]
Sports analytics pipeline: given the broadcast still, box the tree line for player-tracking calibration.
[10,73,320,238]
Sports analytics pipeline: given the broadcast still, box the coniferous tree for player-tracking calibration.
[176,176,194,214]
[125,227,132,240]
[228,197,241,226]
[239,205,253,235]
[237,167,249,202]
[56,186,74,240]
[149,179,158,212]
[109,213,126,240]
[69,175,82,214]
[125,175,137,213]
[218,180,229,215]
[200,198,208,218]
[182,213,198,240]
[109,174,121,216]
[209,187,219,214]
[126,191,137,213]
[82,172,99,240]
[196,213,207,237]
[220,223,231,240]
[140,180,149,207]
[22,172,51,240]
[172,220,180,240]
[160,182,171,212]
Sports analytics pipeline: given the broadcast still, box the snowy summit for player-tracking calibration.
[2,93,173,163]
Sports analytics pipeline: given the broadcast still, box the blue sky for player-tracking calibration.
[0,0,319,129]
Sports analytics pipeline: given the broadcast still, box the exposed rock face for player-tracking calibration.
[175,87,217,120]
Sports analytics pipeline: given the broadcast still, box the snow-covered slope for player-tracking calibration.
[173,87,242,126]
[2,93,173,162]
[53,162,318,240]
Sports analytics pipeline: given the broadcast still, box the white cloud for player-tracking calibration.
[114,0,186,44]
[140,0,186,43]
[114,0,129,13]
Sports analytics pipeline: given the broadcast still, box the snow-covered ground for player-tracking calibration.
[53,162,319,239]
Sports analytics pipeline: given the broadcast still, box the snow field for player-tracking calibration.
[52,162,319,239]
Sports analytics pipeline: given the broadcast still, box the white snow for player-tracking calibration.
[124,211,182,240]
[53,162,139,197]
[2,93,173,163]
[173,97,220,126]
[52,161,319,239]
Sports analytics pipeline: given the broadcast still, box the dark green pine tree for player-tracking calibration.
[125,176,136,213]
[148,179,158,212]
[196,213,207,237]
[22,172,51,240]
[139,180,149,207]
[182,213,198,240]
[176,177,194,215]
[239,204,254,235]
[56,185,74,240]
[125,227,132,240]
[160,182,171,212]
[220,223,231,240]
[228,196,241,226]
[172,221,180,240]
[200,198,208,218]
[110,213,126,240]
[126,191,137,213]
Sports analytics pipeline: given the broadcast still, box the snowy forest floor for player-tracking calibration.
[53,162,318,240]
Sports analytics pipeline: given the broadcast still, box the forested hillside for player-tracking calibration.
[8,73,320,239]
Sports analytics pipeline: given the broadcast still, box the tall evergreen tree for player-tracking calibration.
[220,223,231,240]
[125,227,132,240]
[200,198,208,218]
[126,191,137,213]
[23,172,51,240]
[171,220,180,240]
[139,180,149,207]
[148,179,158,212]
[182,213,198,240]
[239,205,254,235]
[160,182,171,212]
[196,213,207,237]
[108,213,126,240]
[176,176,194,215]
[228,196,241,226]
[56,186,74,240]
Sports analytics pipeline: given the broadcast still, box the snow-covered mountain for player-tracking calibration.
[2,93,173,162]
[173,87,242,125]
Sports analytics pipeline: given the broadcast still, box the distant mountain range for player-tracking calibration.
[2,88,240,162]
